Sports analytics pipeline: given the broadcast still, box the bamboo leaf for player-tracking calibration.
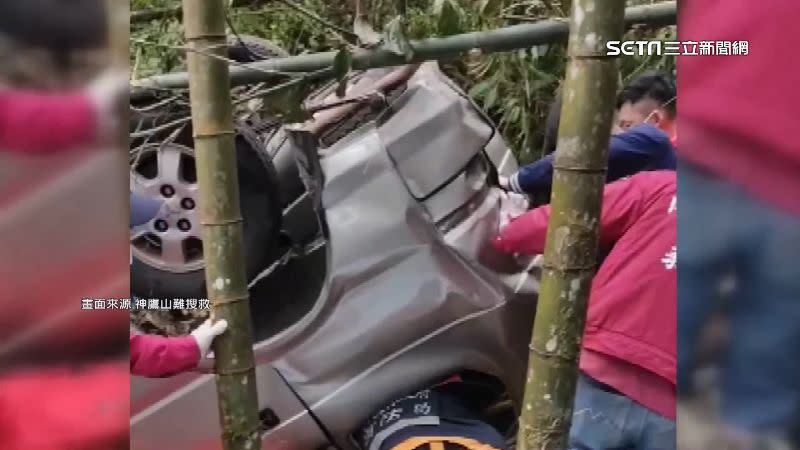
[383,16,414,61]
[332,46,352,78]
[267,80,314,123]
[432,0,463,36]
[529,64,558,84]
[508,104,521,124]
[483,85,499,111]
[468,79,493,98]
[336,76,349,98]
[479,0,503,17]
[332,46,352,97]
[530,78,551,91]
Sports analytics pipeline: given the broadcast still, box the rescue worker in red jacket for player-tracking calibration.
[129,191,229,378]
[493,170,676,450]
[130,318,228,377]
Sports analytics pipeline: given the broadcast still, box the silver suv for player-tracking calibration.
[130,62,539,450]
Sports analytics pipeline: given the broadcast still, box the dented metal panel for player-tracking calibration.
[377,63,492,200]
[260,125,537,447]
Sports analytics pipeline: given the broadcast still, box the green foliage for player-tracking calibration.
[468,45,565,163]
[131,0,675,164]
[620,24,677,84]
[131,18,184,79]
[432,0,464,36]
[131,0,171,8]
[332,45,353,97]
[267,79,316,122]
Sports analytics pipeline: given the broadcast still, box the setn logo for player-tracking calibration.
[606,40,662,56]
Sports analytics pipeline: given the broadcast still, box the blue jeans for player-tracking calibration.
[568,373,676,450]
[678,162,800,436]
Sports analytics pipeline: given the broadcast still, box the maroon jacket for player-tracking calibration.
[680,1,800,214]
[130,334,201,378]
[492,171,676,417]
[0,89,96,153]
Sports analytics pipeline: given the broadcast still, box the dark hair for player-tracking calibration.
[542,72,675,154]
[542,92,562,155]
[616,71,676,118]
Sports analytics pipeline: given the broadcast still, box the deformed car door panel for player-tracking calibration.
[264,125,537,447]
[130,62,540,450]
[377,63,493,201]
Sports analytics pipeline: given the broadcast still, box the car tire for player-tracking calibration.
[130,37,287,306]
[130,128,282,303]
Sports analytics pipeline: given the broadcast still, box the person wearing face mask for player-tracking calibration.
[499,72,677,202]
[615,71,677,146]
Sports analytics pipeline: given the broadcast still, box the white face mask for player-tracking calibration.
[618,95,677,132]
[642,108,659,125]
[643,95,677,127]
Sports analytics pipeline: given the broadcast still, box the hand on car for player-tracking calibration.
[498,190,529,231]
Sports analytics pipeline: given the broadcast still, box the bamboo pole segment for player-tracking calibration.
[181,0,262,448]
[516,0,625,448]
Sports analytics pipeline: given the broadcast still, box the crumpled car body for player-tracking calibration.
[131,63,538,450]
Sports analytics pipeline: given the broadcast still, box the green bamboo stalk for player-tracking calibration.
[131,1,675,100]
[181,1,262,449]
[515,0,625,449]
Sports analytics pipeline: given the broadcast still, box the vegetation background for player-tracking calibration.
[131,0,675,164]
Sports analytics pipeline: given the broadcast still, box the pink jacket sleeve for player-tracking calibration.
[492,175,645,255]
[0,90,97,154]
[130,334,200,378]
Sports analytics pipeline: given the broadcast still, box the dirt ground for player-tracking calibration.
[130,307,207,336]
